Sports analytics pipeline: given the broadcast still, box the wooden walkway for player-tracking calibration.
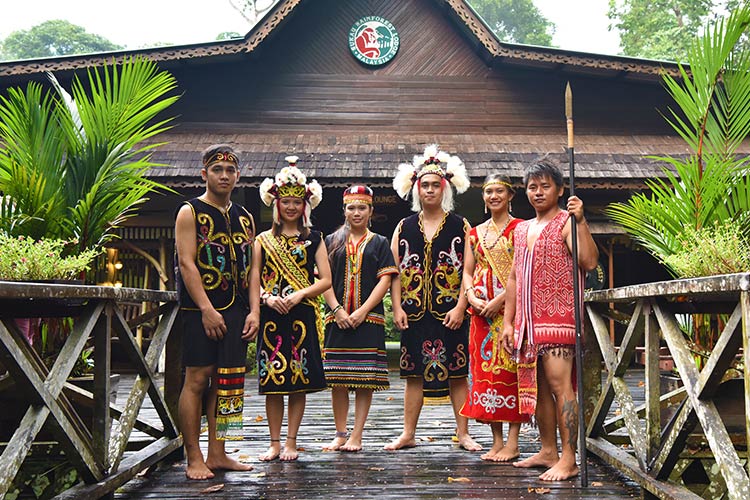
[115,371,641,499]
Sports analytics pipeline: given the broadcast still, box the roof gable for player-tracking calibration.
[0,0,678,80]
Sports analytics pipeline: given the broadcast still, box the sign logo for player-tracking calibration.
[348,16,400,66]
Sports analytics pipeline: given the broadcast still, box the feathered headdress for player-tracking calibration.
[393,144,470,212]
[259,156,322,227]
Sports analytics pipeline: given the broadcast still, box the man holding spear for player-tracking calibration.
[501,157,598,481]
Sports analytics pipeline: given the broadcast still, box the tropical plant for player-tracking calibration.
[605,4,750,277]
[0,56,179,256]
[0,234,100,281]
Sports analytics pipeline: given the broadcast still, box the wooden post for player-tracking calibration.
[742,290,750,479]
[643,300,660,463]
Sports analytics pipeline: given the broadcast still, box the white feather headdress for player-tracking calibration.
[392,144,470,212]
[258,156,323,227]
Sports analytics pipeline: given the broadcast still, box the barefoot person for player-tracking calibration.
[175,144,258,480]
[254,157,331,461]
[502,160,598,481]
[322,185,397,452]
[385,144,481,452]
[460,174,529,461]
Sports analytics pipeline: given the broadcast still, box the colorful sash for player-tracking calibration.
[216,364,245,440]
[258,232,324,344]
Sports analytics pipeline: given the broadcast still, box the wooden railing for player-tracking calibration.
[0,281,182,499]
[583,272,750,500]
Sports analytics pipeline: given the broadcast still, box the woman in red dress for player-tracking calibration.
[460,173,529,461]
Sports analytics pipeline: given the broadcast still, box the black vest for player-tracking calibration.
[397,212,467,321]
[177,198,255,311]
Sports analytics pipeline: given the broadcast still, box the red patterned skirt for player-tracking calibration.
[460,314,529,423]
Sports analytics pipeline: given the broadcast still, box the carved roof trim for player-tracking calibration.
[0,0,681,79]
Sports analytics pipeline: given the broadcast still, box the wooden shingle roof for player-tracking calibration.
[144,132,704,189]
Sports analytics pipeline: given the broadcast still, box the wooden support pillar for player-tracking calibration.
[93,305,112,473]
[643,300,660,463]
[742,290,750,479]
[582,307,602,427]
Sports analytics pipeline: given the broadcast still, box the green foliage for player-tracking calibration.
[606,5,750,277]
[663,221,750,277]
[0,56,179,254]
[0,235,100,281]
[383,292,399,341]
[468,0,555,45]
[0,20,122,61]
[216,31,242,40]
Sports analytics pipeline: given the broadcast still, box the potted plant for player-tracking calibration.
[605,6,750,373]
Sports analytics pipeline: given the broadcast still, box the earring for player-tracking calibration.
[508,201,513,214]
[368,218,372,228]
[484,204,488,214]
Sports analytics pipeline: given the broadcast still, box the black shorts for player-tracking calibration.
[181,301,249,367]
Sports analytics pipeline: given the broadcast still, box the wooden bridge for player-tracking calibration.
[1,273,749,498]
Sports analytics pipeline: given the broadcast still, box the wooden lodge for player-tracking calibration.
[2,3,750,498]
[0,0,726,293]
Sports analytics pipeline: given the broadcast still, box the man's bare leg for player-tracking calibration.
[179,366,214,479]
[539,354,579,481]
[384,377,422,450]
[449,377,481,451]
[342,389,372,451]
[204,368,253,472]
[259,394,284,461]
[514,362,559,469]
[323,387,349,451]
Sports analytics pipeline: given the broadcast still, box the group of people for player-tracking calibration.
[175,143,598,483]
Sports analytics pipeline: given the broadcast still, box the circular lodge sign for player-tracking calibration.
[348,16,400,66]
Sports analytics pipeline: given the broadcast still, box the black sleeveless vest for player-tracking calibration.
[177,198,255,311]
[397,212,467,321]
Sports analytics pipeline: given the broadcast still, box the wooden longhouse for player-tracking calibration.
[0,0,719,290]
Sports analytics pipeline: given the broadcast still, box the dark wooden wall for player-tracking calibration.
[168,0,673,136]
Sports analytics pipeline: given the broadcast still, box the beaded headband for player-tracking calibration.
[343,185,373,205]
[482,179,513,190]
[204,151,239,168]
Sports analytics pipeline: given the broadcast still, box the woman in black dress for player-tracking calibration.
[322,185,397,451]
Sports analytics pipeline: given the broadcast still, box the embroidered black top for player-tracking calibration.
[176,198,255,311]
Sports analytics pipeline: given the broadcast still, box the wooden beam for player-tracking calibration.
[742,291,750,480]
[53,436,183,500]
[644,301,660,462]
[650,398,698,479]
[587,273,750,303]
[93,306,112,471]
[697,303,743,399]
[587,437,705,500]
[655,302,750,500]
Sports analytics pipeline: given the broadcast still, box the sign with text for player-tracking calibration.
[348,16,400,66]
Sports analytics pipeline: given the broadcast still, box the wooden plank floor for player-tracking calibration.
[115,370,642,499]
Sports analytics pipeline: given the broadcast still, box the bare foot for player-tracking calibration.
[480,442,504,461]
[540,460,579,481]
[492,446,520,462]
[340,436,362,452]
[280,443,299,461]
[513,450,558,469]
[259,442,281,462]
[205,455,254,472]
[383,433,417,451]
[323,436,347,451]
[457,434,482,451]
[186,460,215,480]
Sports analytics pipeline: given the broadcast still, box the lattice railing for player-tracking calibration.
[0,281,182,499]
[582,273,750,500]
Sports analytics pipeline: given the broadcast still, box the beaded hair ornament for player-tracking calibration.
[259,156,322,227]
[343,185,373,206]
[204,151,239,168]
[482,179,513,190]
[392,144,470,212]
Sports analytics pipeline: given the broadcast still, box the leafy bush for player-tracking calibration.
[0,234,100,281]
[664,221,750,278]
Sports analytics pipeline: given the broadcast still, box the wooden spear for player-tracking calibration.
[566,82,588,487]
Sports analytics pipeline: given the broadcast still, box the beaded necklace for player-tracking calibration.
[482,215,514,251]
